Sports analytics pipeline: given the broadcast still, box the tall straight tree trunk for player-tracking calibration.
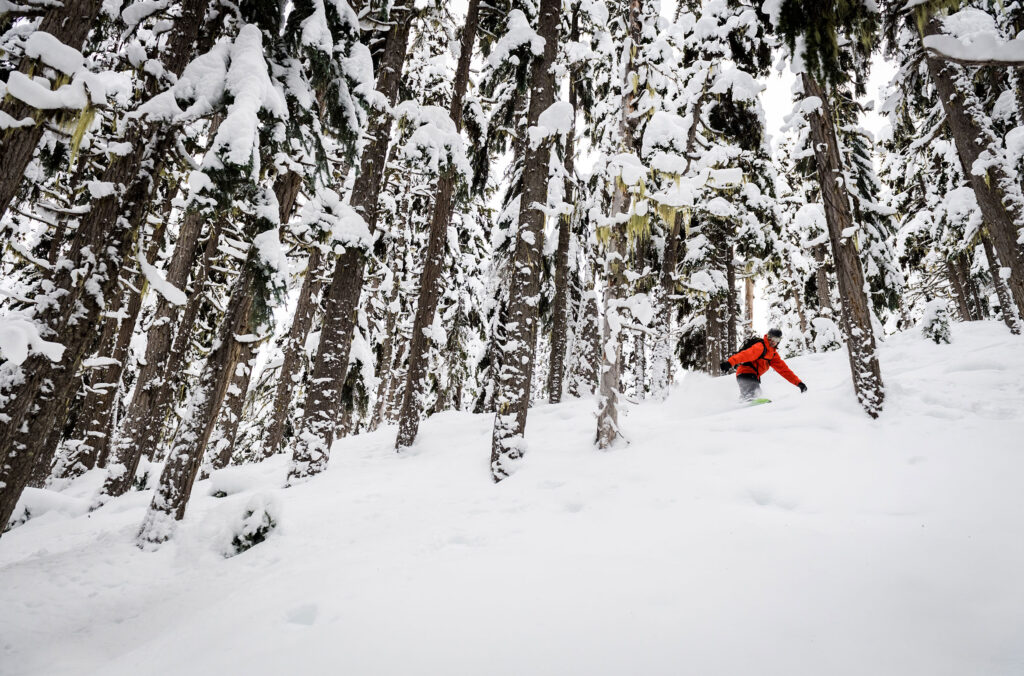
[920,17,1024,317]
[596,0,642,450]
[369,277,401,431]
[981,230,1023,334]
[102,214,224,499]
[945,258,974,322]
[703,218,731,375]
[51,257,149,480]
[204,340,259,472]
[489,0,561,480]
[394,0,481,450]
[650,211,685,397]
[958,253,983,320]
[725,245,738,353]
[813,244,834,312]
[0,0,104,223]
[138,258,261,544]
[138,170,300,543]
[744,275,755,333]
[568,275,601,397]
[50,194,174,483]
[786,264,809,339]
[546,7,580,406]
[262,245,325,457]
[802,72,884,418]
[289,10,415,481]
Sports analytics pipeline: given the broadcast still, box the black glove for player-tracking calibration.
[798,382,807,393]
[719,361,731,374]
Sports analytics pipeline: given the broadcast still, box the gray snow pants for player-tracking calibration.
[736,374,761,401]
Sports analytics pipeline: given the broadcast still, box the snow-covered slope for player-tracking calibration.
[3,322,1023,676]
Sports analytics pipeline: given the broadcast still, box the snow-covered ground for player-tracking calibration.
[3,321,1023,676]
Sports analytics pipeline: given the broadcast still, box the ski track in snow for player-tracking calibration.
[2,322,1023,676]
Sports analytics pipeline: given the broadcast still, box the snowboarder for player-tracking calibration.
[719,328,807,401]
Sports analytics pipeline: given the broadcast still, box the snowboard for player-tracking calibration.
[747,397,772,407]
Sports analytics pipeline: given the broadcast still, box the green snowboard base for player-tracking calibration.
[747,397,772,406]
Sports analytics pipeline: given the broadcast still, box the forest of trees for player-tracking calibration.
[1,0,1023,543]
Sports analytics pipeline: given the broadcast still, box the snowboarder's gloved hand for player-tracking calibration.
[719,361,730,374]
[798,382,807,393]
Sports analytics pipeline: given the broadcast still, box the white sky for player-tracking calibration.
[762,54,899,152]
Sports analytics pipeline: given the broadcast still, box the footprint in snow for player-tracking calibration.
[286,604,319,626]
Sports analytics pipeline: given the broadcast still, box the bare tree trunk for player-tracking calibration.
[945,258,973,322]
[138,166,302,542]
[50,194,175,482]
[788,264,809,340]
[958,253,984,320]
[813,244,834,312]
[369,277,401,431]
[802,72,884,418]
[568,276,601,398]
[204,339,259,473]
[744,275,755,333]
[650,211,684,397]
[921,17,1024,317]
[489,0,561,480]
[981,230,1023,334]
[394,0,481,450]
[546,7,579,406]
[262,246,324,457]
[726,245,738,354]
[0,0,104,222]
[101,215,224,499]
[238,169,309,460]
[289,10,415,482]
[632,332,647,397]
[385,339,409,420]
[50,272,145,481]
[704,218,731,375]
[138,260,260,544]
[596,0,642,449]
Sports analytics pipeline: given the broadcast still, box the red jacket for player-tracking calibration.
[727,335,802,386]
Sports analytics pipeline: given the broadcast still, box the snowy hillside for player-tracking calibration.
[2,321,1023,676]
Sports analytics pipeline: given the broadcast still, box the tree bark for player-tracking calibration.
[981,229,1023,334]
[567,274,601,398]
[0,0,105,223]
[725,245,738,354]
[957,253,983,320]
[138,258,260,544]
[650,211,684,397]
[546,7,579,406]
[744,275,755,333]
[945,258,973,322]
[394,0,481,450]
[137,167,302,542]
[921,16,1024,317]
[101,213,224,499]
[802,72,884,418]
[595,0,642,449]
[813,244,834,312]
[369,276,402,431]
[288,9,415,481]
[703,218,731,375]
[262,246,325,457]
[489,0,561,480]
[204,342,258,472]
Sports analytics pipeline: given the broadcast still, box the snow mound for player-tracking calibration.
[2,321,1023,676]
